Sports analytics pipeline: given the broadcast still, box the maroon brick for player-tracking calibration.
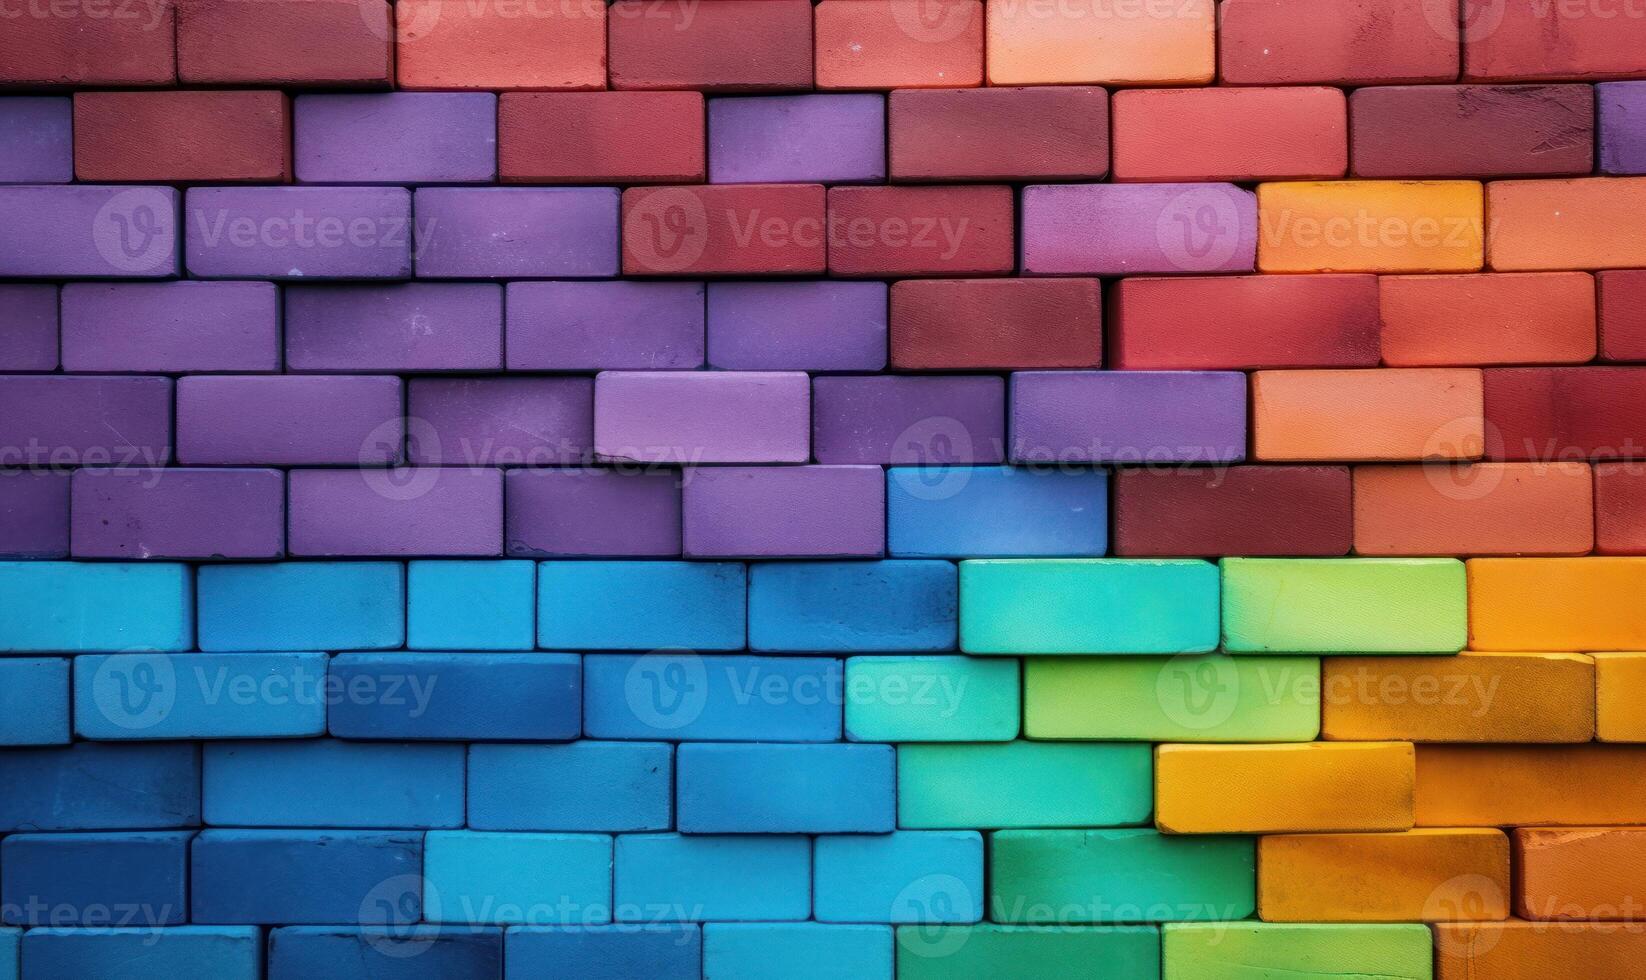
[177,0,392,87]
[1485,367,1646,462]
[74,90,290,183]
[500,92,705,184]
[1112,466,1354,557]
[1220,0,1459,85]
[1350,85,1594,178]
[827,185,1014,278]
[888,87,1108,181]
[890,279,1101,370]
[622,184,826,276]
[1600,270,1646,362]
[1595,462,1646,555]
[609,0,812,92]
[0,0,175,86]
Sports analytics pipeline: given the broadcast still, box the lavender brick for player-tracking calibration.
[1010,371,1248,465]
[707,281,887,371]
[0,469,69,558]
[0,185,178,277]
[506,468,682,558]
[0,285,57,371]
[295,93,498,184]
[61,282,279,373]
[71,468,284,560]
[0,97,72,183]
[287,468,502,557]
[0,376,171,468]
[414,188,619,278]
[184,186,412,279]
[812,376,1005,465]
[595,371,810,465]
[708,95,885,184]
[506,281,705,370]
[1600,82,1646,175]
[285,283,502,372]
[176,376,402,466]
[1021,183,1258,276]
[409,378,592,466]
[684,466,885,558]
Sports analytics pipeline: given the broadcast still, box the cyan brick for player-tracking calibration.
[538,561,746,650]
[203,740,463,828]
[0,658,68,745]
[505,926,700,980]
[328,653,579,741]
[0,562,191,652]
[269,926,503,980]
[678,743,895,834]
[73,653,327,740]
[704,924,892,980]
[408,560,535,651]
[0,743,199,831]
[1,832,190,927]
[845,656,1018,742]
[424,831,613,926]
[814,832,984,925]
[615,835,811,922]
[887,466,1109,558]
[197,561,404,651]
[898,742,1154,830]
[468,742,672,832]
[584,654,843,742]
[21,927,259,980]
[960,559,1220,654]
[748,561,957,652]
[0,929,12,980]
[191,830,422,925]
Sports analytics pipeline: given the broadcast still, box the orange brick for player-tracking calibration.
[1488,178,1646,271]
[1259,829,1511,922]
[1594,653,1646,742]
[74,91,290,184]
[815,0,982,89]
[1515,827,1646,921]
[397,0,605,90]
[1323,652,1595,742]
[1415,744,1646,826]
[1252,369,1484,462]
[1379,273,1596,367]
[1111,87,1346,182]
[1464,0,1646,82]
[1468,558,1646,652]
[1258,181,1484,274]
[178,0,390,87]
[1351,463,1593,557]
[1436,920,1646,979]
[986,0,1214,85]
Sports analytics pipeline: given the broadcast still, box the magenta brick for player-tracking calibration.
[706,281,887,371]
[811,375,1006,465]
[0,469,70,558]
[683,465,884,558]
[176,376,403,466]
[505,281,705,370]
[505,467,683,558]
[1021,183,1259,276]
[413,188,620,278]
[595,371,810,464]
[60,282,279,373]
[0,376,172,469]
[0,285,58,371]
[0,185,178,278]
[287,467,503,557]
[285,283,503,372]
[71,468,284,559]
[185,186,411,279]
[408,378,593,466]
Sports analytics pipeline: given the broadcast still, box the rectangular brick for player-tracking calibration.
[1600,81,1646,174]
[1258,180,1484,273]
[1597,652,1646,740]
[1253,368,1483,461]
[506,281,701,371]
[500,92,704,184]
[25,928,256,978]
[0,1,174,86]
[709,94,883,184]
[1488,177,1646,270]
[891,279,1100,370]
[184,186,410,279]
[889,86,1107,182]
[814,831,984,923]
[1022,183,1257,276]
[178,0,390,86]
[812,375,1004,464]
[537,560,745,651]
[0,743,197,831]
[623,184,825,276]
[329,653,578,741]
[0,658,69,745]
[62,282,279,372]
[1380,272,1596,366]
[423,831,611,926]
[203,740,462,828]
[505,468,681,558]
[286,283,501,372]
[0,285,57,371]
[846,657,1019,742]
[175,375,401,466]
[1224,557,1467,653]
[74,90,288,183]
[70,468,284,560]
[0,470,69,559]
[1464,0,1646,81]
[287,468,502,557]
[1599,269,1646,360]
[677,743,894,834]
[899,926,1157,979]
[583,654,841,742]
[1113,87,1347,182]
[987,0,1213,84]
[1220,0,1458,85]
[1156,743,1415,834]
[396,0,603,90]
[408,377,592,465]
[827,185,1013,277]
[595,371,809,465]
[295,93,496,184]
[814,0,982,89]
[1165,924,1429,980]
[0,185,178,278]
[1469,557,1646,651]
[270,927,500,980]
[898,742,1150,829]
[407,559,534,651]
[707,281,885,371]
[1009,371,1246,465]
[1,832,189,927]
[1485,366,1646,461]
[888,466,1108,559]
[614,835,810,922]
[706,925,889,979]
[961,559,1218,655]
[74,653,325,740]
[1324,652,1595,742]
[0,98,73,183]
[1353,462,1593,556]
[1416,744,1646,825]
[749,560,955,652]
[1516,826,1646,920]
[683,465,884,558]
[196,561,402,651]
[609,0,812,91]
[1258,830,1509,922]
[1437,922,1646,977]
[1595,461,1646,554]
[414,187,618,278]
[0,562,191,654]
[506,927,698,977]
[0,375,172,469]
[1111,466,1353,558]
[1351,84,1593,178]
[192,830,422,923]
[469,742,673,831]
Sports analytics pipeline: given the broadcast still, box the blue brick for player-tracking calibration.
[191,830,422,925]
[615,835,810,922]
[704,924,892,980]
[678,743,894,834]
[505,926,700,980]
[887,466,1108,558]
[537,561,746,650]
[409,560,535,651]
[21,927,259,980]
[814,832,984,924]
[328,653,579,741]
[197,561,404,652]
[269,926,503,980]
[0,562,191,652]
[583,654,842,742]
[0,743,198,831]
[0,658,68,745]
[467,742,671,832]
[1,832,190,927]
[424,831,612,926]
[203,740,463,828]
[748,561,956,652]
[0,929,13,980]
[73,653,327,740]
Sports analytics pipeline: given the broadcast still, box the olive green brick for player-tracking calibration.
[846,656,1020,742]
[959,559,1219,654]
[1163,922,1432,980]
[897,741,1152,829]
[897,925,1160,980]
[1221,558,1466,653]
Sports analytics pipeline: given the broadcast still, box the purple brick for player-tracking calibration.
[595,371,810,465]
[506,281,704,370]
[1021,183,1258,276]
[285,283,502,372]
[812,375,1005,465]
[0,97,72,183]
[707,281,887,371]
[708,94,885,184]
[184,186,412,279]
[0,376,171,469]
[287,468,503,557]
[506,468,682,557]
[176,376,403,466]
[0,285,58,371]
[0,185,178,277]
[295,93,498,184]
[684,465,884,558]
[61,282,279,373]
[408,378,593,466]
[1600,82,1646,175]
[71,468,284,559]
[0,469,69,558]
[414,188,619,278]
[1010,371,1248,465]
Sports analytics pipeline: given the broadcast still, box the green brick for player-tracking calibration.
[1024,655,1320,742]
[846,656,1020,742]
[897,742,1151,829]
[1163,922,1432,980]
[897,925,1159,980]
[960,559,1219,654]
[1221,558,1466,653]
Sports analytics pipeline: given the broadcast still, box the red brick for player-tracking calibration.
[826,185,1013,277]
[889,279,1100,370]
[74,91,289,183]
[622,184,825,277]
[609,0,811,92]
[396,0,605,91]
[1599,270,1646,362]
[1109,275,1380,370]
[1379,273,1596,366]
[500,92,704,184]
[1112,466,1354,557]
[0,0,175,86]
[1465,0,1646,81]
[1111,88,1347,182]
[1485,367,1646,461]
[815,0,983,89]
[1595,461,1646,554]
[1219,0,1459,85]
[1351,85,1594,178]
[178,0,391,87]
[888,87,1107,182]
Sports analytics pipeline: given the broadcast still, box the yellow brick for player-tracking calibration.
[1415,744,1646,826]
[1468,558,1646,651]
[1594,653,1646,742]
[1258,829,1510,923]
[1257,181,1484,273]
[1322,652,1594,743]
[1155,742,1414,835]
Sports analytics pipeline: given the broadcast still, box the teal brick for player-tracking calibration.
[814,831,983,924]
[538,561,746,650]
[845,657,1019,742]
[896,925,1160,980]
[960,559,1218,654]
[409,560,535,650]
[197,562,403,652]
[0,562,191,652]
[898,742,1153,829]
[423,831,613,926]
[704,924,891,980]
[615,834,810,922]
